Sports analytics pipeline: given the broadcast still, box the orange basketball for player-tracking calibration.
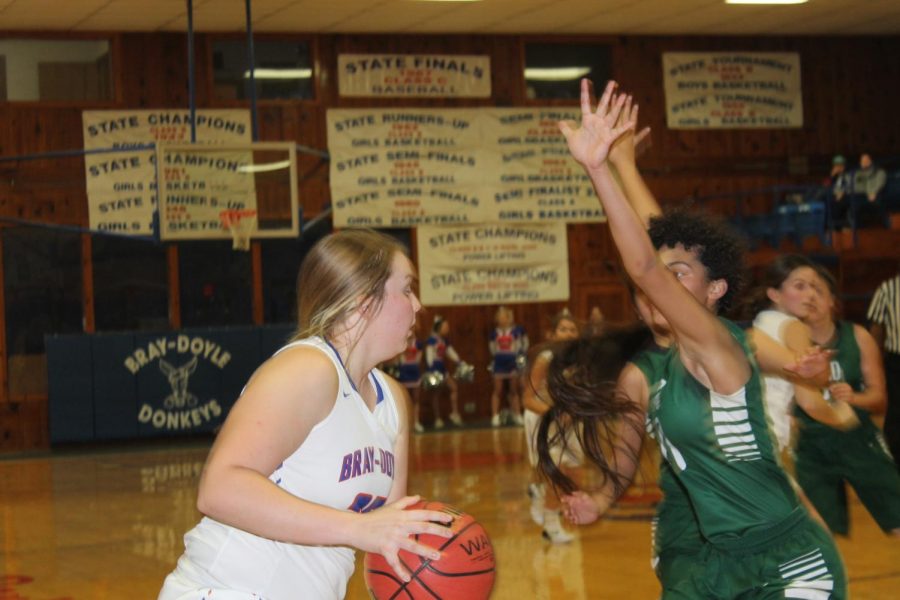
[364,500,496,600]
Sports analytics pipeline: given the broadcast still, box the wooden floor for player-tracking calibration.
[0,427,898,599]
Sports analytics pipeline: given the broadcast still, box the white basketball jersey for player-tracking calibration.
[753,310,798,450]
[161,337,400,600]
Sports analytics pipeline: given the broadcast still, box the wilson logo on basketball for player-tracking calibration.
[122,334,230,431]
[459,534,493,559]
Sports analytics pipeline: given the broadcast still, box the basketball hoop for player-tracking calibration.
[219,209,257,251]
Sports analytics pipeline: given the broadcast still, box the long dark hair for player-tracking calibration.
[536,325,652,495]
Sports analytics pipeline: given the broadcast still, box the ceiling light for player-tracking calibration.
[725,0,808,4]
[524,67,592,81]
[243,68,312,79]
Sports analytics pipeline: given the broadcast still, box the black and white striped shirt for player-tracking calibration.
[867,274,900,354]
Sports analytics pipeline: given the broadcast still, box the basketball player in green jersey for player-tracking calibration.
[794,265,900,537]
[554,79,846,598]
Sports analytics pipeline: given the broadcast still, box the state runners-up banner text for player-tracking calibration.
[417,223,569,306]
[663,52,802,129]
[83,109,252,236]
[327,108,604,228]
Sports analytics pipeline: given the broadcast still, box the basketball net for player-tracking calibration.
[219,209,257,251]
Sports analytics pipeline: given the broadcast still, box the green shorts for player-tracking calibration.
[795,419,900,535]
[667,508,847,599]
[653,488,704,595]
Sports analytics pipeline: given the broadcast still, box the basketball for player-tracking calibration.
[364,500,496,600]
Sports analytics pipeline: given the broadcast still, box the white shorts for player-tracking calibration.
[158,570,264,600]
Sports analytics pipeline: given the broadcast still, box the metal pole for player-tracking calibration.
[245,0,259,141]
[187,0,197,143]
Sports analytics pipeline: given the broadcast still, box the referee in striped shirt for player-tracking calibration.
[868,270,900,470]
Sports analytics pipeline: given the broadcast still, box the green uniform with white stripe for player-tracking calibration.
[632,345,704,596]
[794,320,900,535]
[647,319,845,599]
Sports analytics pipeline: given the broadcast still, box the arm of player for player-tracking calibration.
[522,352,551,415]
[196,346,452,582]
[562,363,647,525]
[560,79,749,396]
[747,327,831,388]
[779,321,858,429]
[829,325,887,414]
[607,93,659,227]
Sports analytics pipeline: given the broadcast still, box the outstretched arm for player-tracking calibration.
[562,363,647,525]
[607,93,659,227]
[560,79,749,395]
[829,324,886,413]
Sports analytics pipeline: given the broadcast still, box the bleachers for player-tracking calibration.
[722,167,900,250]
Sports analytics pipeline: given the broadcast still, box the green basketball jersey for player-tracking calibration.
[632,344,703,558]
[647,318,799,545]
[796,320,873,430]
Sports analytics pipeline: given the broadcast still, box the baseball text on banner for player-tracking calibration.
[662,52,802,129]
[327,108,604,227]
[417,223,569,306]
[338,54,490,98]
[82,109,252,236]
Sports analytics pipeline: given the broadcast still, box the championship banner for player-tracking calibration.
[663,52,802,129]
[82,109,252,236]
[338,54,490,98]
[417,223,569,305]
[328,109,605,227]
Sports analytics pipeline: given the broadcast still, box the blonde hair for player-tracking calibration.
[292,229,407,342]
[494,305,514,324]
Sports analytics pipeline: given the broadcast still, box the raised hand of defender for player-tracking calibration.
[609,95,652,169]
[558,79,636,172]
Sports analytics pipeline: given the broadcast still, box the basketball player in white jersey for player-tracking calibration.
[159,229,453,600]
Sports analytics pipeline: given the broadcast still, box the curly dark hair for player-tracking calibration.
[536,325,651,496]
[648,208,747,314]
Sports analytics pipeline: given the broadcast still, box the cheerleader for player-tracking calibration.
[489,306,529,427]
[425,316,464,428]
[396,333,425,433]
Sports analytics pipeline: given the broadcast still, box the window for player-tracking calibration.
[179,241,252,327]
[0,39,112,101]
[3,227,83,396]
[212,39,313,101]
[524,42,611,100]
[93,236,169,332]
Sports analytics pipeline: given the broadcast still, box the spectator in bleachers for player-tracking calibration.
[854,153,887,203]
[851,153,888,228]
[827,154,853,229]
[826,154,851,200]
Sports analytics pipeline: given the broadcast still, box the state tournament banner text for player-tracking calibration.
[417,222,569,305]
[82,109,251,236]
[327,108,604,228]
[663,52,803,129]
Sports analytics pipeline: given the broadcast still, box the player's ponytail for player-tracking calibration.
[536,326,650,496]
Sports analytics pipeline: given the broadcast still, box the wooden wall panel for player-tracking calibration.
[2,30,900,448]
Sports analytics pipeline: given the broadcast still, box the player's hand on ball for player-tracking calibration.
[359,495,453,582]
[562,490,601,525]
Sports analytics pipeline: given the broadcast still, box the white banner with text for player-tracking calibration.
[663,52,802,129]
[338,54,491,98]
[82,109,252,236]
[328,108,602,227]
[417,223,569,306]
